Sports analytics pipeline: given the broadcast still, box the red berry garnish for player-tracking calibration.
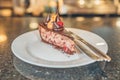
[57,21,63,27]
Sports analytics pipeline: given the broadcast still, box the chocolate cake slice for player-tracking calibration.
[39,13,76,55]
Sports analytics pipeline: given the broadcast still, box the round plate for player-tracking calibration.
[11,28,108,68]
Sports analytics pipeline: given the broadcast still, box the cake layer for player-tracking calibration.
[39,24,76,54]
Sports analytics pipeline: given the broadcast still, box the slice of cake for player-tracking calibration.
[38,13,76,55]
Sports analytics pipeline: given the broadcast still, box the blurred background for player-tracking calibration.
[0,1,120,80]
[0,0,120,17]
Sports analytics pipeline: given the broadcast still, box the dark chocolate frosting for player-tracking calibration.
[44,12,64,32]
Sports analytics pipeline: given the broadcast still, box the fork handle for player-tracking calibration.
[74,39,103,61]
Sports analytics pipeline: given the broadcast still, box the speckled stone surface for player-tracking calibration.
[0,17,120,80]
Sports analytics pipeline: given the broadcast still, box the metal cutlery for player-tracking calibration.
[65,29,111,62]
[74,39,104,61]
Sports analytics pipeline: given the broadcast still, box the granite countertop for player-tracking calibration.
[0,17,120,80]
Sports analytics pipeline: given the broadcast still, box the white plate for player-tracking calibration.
[11,28,108,68]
